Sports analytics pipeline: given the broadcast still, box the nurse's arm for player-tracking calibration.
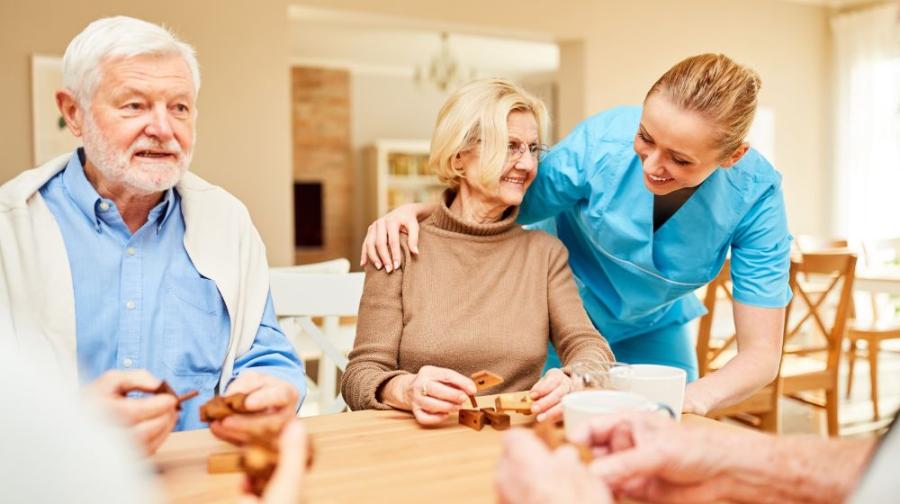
[360,202,437,271]
[683,301,784,415]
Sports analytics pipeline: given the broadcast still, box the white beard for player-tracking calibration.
[81,114,192,194]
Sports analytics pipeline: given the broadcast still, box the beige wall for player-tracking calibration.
[291,0,832,236]
[0,0,295,265]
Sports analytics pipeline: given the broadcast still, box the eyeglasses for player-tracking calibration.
[507,140,550,164]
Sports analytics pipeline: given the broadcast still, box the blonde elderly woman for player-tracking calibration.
[341,79,614,425]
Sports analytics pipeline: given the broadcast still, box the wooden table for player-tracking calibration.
[855,270,900,295]
[155,396,724,503]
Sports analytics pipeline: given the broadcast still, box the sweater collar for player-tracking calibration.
[429,189,519,237]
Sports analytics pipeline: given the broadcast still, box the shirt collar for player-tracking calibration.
[62,148,177,233]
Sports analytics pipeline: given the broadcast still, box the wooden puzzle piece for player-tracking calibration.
[495,393,534,414]
[480,408,511,430]
[207,431,316,497]
[471,370,504,391]
[459,409,486,431]
[154,381,176,396]
[153,381,198,411]
[199,393,251,422]
[532,420,593,463]
[242,444,279,497]
[207,452,242,474]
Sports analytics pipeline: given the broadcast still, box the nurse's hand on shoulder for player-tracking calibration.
[360,202,435,272]
[385,365,477,426]
[529,368,573,423]
[211,371,300,445]
[496,428,613,504]
[84,369,178,455]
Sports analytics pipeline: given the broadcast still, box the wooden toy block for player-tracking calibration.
[242,444,278,497]
[176,389,199,406]
[459,409,486,431]
[153,381,198,411]
[224,393,249,411]
[199,393,251,422]
[495,393,534,414]
[471,370,504,391]
[207,452,242,473]
[480,408,511,430]
[533,420,593,464]
[154,381,176,396]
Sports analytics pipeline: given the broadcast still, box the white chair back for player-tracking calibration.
[270,266,364,415]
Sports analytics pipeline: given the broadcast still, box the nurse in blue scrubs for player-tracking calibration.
[360,54,791,416]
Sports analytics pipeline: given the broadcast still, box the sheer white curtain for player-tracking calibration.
[832,3,900,240]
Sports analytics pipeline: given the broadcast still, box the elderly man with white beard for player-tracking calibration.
[0,16,306,454]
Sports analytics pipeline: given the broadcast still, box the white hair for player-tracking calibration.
[62,16,201,106]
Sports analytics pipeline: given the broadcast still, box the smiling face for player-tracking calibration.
[80,52,196,194]
[458,110,540,208]
[634,93,745,196]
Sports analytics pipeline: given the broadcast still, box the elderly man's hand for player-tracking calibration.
[496,429,613,504]
[84,369,178,455]
[238,419,308,504]
[529,368,573,423]
[573,412,753,504]
[211,371,300,445]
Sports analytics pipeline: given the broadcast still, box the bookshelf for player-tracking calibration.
[364,140,444,222]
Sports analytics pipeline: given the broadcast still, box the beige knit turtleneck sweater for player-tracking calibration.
[341,191,614,411]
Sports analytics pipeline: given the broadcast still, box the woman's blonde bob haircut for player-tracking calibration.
[646,53,761,158]
[429,79,550,191]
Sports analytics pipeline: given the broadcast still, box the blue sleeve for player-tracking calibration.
[730,182,793,308]
[519,120,595,224]
[232,291,308,410]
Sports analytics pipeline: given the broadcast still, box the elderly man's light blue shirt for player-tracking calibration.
[39,149,306,430]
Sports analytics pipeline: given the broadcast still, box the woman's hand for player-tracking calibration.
[360,202,435,272]
[529,368,573,423]
[686,302,784,414]
[385,366,477,426]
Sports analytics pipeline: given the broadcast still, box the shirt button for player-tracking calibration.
[126,247,136,256]
[123,358,133,368]
[99,202,110,211]
[125,300,136,310]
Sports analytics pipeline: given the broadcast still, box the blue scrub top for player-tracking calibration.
[519,106,793,343]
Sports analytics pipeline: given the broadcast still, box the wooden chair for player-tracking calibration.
[787,236,851,351]
[697,260,798,432]
[793,235,849,255]
[781,251,857,436]
[846,238,900,421]
[270,266,365,415]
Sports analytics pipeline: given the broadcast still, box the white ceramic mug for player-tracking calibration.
[627,364,687,421]
[562,390,674,440]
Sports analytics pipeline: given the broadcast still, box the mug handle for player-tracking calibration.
[648,402,676,419]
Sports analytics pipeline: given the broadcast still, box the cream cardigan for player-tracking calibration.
[0,153,270,392]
